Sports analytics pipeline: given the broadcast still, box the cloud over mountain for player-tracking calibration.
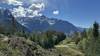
[53,10,59,15]
[0,0,47,17]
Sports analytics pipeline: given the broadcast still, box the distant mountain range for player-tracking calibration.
[0,9,82,33]
[16,15,80,33]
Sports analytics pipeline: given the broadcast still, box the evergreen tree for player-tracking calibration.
[85,22,99,56]
[92,22,99,56]
[93,22,99,40]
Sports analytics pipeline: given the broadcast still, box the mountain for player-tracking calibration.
[0,9,27,33]
[77,27,85,32]
[0,8,80,33]
[17,15,80,33]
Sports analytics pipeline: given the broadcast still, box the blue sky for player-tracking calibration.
[43,0,100,28]
[0,0,100,28]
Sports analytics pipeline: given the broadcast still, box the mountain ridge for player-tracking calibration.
[16,15,80,33]
[0,8,81,33]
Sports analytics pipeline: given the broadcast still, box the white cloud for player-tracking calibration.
[53,10,59,15]
[12,6,26,17]
[29,3,45,11]
[0,0,46,17]
[11,4,44,17]
[8,0,23,6]
[0,0,23,6]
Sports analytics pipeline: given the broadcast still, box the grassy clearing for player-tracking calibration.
[55,43,85,56]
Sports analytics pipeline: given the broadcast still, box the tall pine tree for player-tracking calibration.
[92,21,99,56]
